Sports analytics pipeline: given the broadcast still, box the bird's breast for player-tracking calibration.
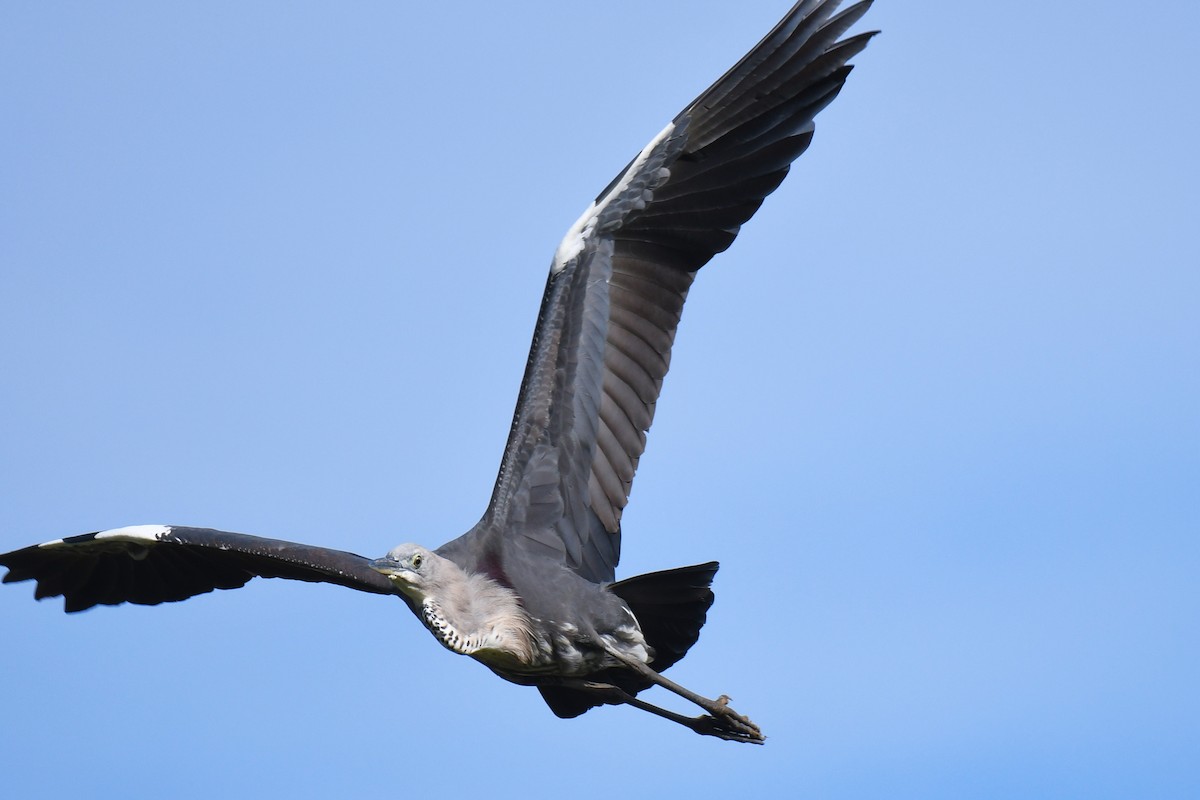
[419,599,538,667]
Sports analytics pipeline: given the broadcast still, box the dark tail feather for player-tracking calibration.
[609,561,718,672]
[537,562,718,718]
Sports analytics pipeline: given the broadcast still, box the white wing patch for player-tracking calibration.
[38,524,172,549]
[550,121,677,274]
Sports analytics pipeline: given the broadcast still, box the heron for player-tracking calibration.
[1,0,875,744]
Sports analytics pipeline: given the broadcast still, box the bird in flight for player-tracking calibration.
[2,0,874,744]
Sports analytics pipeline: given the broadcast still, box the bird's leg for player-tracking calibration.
[601,647,764,742]
[562,679,763,744]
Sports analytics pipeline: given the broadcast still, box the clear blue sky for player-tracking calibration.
[2,2,1197,797]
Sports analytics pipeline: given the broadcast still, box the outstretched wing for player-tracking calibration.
[467,0,876,582]
[0,525,398,613]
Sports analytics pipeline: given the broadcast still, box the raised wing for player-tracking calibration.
[470,0,876,582]
[0,525,398,612]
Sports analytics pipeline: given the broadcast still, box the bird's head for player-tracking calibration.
[369,543,441,602]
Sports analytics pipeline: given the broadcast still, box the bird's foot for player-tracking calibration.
[689,695,764,744]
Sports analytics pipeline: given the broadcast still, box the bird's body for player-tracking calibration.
[1,0,876,743]
[383,545,647,679]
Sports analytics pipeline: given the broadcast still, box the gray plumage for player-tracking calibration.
[1,0,876,743]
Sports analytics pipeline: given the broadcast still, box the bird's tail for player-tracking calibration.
[537,562,718,718]
[609,561,718,673]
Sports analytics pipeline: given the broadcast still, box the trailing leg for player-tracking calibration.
[557,678,764,744]
[602,645,764,742]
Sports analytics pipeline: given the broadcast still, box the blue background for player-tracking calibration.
[2,2,1196,797]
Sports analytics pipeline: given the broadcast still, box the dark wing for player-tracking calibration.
[456,0,876,582]
[0,525,398,613]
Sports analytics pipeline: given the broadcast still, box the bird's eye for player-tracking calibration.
[411,553,423,569]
